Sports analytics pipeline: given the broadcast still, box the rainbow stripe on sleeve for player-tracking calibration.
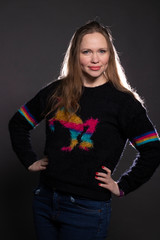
[131,130,160,147]
[18,105,38,128]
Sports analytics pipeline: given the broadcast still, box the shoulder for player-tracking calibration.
[32,79,62,104]
[39,79,61,97]
[108,82,144,113]
[25,79,61,108]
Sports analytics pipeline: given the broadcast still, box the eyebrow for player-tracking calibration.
[80,48,108,50]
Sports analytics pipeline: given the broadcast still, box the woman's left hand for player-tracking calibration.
[95,166,120,196]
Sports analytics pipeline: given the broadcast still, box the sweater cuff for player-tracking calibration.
[16,151,38,169]
[119,189,125,197]
[117,182,125,197]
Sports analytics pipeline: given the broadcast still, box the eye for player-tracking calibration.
[99,49,107,54]
[81,50,91,55]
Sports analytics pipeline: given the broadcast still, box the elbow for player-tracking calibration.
[8,115,15,133]
[8,117,13,133]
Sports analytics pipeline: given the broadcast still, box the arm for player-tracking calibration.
[117,109,160,195]
[95,98,160,196]
[8,87,50,169]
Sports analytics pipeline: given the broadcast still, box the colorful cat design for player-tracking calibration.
[49,108,99,151]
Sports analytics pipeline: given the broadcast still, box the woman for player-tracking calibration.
[9,21,160,240]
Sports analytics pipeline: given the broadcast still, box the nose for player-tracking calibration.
[91,53,99,63]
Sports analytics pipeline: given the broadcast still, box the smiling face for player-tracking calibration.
[79,32,110,87]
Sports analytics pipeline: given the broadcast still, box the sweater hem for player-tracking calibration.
[40,175,111,201]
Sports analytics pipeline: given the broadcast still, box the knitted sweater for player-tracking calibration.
[9,80,160,201]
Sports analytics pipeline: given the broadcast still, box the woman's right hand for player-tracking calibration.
[28,157,48,172]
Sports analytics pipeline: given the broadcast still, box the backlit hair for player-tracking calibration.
[48,21,143,116]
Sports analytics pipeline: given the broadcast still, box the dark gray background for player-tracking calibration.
[1,0,160,239]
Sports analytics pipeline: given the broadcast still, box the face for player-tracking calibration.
[79,32,110,86]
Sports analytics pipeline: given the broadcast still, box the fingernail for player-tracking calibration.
[102,166,105,169]
[95,176,98,179]
[95,172,99,175]
[98,183,102,186]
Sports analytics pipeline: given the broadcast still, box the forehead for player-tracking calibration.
[80,32,108,48]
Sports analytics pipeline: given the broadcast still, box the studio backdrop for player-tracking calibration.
[0,0,160,239]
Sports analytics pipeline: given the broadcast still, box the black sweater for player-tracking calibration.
[9,80,160,200]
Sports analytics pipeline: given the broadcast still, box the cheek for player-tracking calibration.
[79,56,88,67]
[102,55,110,66]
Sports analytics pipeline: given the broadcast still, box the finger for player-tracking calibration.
[95,172,108,178]
[39,166,47,170]
[102,166,111,175]
[37,164,47,170]
[40,159,49,164]
[98,183,110,190]
[95,176,109,184]
[41,158,48,163]
[43,158,48,161]
[41,161,48,166]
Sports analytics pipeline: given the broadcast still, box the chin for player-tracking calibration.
[82,70,105,80]
[87,72,103,78]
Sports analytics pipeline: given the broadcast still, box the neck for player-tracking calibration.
[82,74,108,88]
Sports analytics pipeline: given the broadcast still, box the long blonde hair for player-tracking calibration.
[48,21,143,116]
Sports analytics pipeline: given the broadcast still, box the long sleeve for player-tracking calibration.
[117,97,160,195]
[8,81,58,169]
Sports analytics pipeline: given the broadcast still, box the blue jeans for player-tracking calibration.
[32,185,111,240]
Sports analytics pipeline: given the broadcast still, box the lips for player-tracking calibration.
[89,66,101,71]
